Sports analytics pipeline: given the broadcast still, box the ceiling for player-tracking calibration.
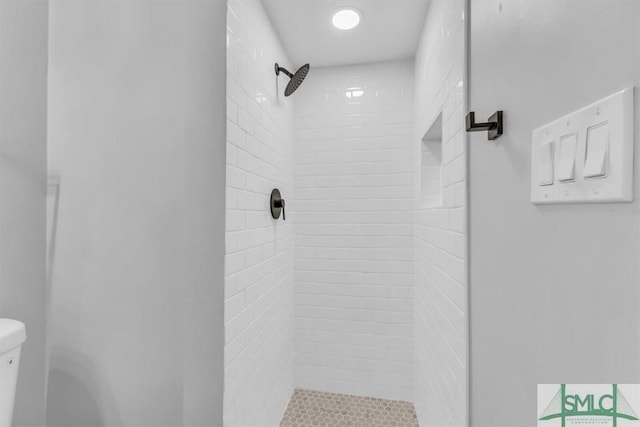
[261,0,431,68]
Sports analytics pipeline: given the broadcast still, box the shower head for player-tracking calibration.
[275,63,310,97]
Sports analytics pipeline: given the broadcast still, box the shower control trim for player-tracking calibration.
[466,111,503,140]
[270,189,286,221]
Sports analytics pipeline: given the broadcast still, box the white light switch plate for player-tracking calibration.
[531,87,634,204]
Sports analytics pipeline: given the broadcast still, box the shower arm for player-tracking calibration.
[274,63,294,79]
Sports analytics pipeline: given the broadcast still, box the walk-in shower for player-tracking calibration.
[4,0,637,426]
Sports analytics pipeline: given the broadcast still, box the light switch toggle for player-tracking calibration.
[557,133,577,182]
[538,140,554,186]
[584,123,609,179]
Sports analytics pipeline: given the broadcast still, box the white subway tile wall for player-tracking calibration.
[293,62,415,402]
[413,0,468,426]
[225,0,295,425]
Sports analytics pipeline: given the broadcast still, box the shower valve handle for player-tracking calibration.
[275,199,285,221]
[270,189,286,221]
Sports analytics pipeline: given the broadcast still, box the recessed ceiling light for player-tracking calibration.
[332,8,361,30]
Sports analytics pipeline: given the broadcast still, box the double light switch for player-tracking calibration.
[530,88,633,204]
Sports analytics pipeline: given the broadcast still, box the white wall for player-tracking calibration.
[224,0,295,425]
[179,3,227,425]
[293,61,415,401]
[47,1,226,426]
[413,0,467,425]
[469,2,640,426]
[0,2,48,425]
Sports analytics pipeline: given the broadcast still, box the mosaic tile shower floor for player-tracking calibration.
[279,389,419,427]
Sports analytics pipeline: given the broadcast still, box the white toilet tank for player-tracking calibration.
[0,319,26,427]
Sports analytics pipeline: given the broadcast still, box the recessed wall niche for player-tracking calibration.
[421,112,443,208]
